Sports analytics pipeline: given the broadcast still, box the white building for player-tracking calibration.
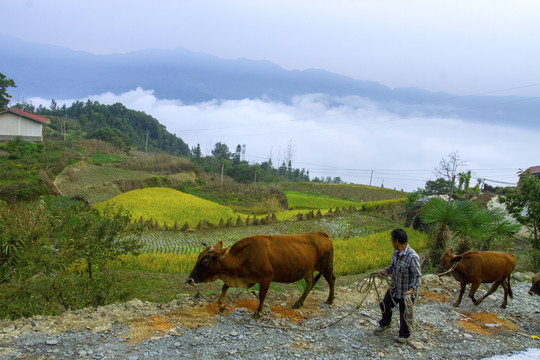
[0,108,48,142]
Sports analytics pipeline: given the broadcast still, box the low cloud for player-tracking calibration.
[30,88,539,191]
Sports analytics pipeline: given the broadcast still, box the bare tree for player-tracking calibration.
[434,151,467,200]
[284,140,295,167]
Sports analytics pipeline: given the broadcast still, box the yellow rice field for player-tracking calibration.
[94,187,239,227]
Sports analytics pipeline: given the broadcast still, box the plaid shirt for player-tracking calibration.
[385,245,422,299]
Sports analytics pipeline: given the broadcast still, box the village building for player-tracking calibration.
[0,108,48,142]
[523,165,540,179]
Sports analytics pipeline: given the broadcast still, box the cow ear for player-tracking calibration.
[214,241,223,250]
[453,255,463,264]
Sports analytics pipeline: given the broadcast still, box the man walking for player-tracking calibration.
[374,228,422,342]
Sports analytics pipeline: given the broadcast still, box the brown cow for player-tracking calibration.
[186,232,335,316]
[529,271,540,296]
[437,249,516,308]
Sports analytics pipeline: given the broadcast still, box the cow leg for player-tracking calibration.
[454,282,467,307]
[322,272,336,305]
[476,279,504,306]
[255,280,271,317]
[218,284,230,313]
[468,282,482,305]
[316,249,335,305]
[500,280,510,308]
[293,273,314,309]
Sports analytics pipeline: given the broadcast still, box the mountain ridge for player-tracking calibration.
[1,33,539,128]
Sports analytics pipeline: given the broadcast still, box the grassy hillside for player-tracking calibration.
[56,161,196,204]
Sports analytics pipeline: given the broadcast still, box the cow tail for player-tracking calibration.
[507,275,514,299]
[313,272,323,285]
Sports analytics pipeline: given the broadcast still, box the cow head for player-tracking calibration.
[529,272,540,296]
[186,241,227,285]
[436,249,463,274]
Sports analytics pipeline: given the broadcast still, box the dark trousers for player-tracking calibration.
[379,290,414,338]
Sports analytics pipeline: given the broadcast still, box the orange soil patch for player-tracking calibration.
[456,312,520,335]
[419,291,449,303]
[126,307,218,343]
[125,315,175,343]
[205,299,309,322]
[270,306,309,323]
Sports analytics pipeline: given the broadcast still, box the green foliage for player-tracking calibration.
[0,72,16,109]
[284,191,360,210]
[0,137,83,203]
[53,203,143,279]
[280,182,406,202]
[87,127,130,151]
[37,100,191,157]
[420,197,521,262]
[422,178,450,196]
[0,197,143,319]
[501,171,540,268]
[0,201,52,284]
[420,197,469,263]
[92,153,123,164]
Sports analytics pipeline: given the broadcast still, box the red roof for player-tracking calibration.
[1,108,48,124]
[525,165,540,175]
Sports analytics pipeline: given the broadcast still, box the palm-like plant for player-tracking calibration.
[420,197,469,264]
[475,207,521,251]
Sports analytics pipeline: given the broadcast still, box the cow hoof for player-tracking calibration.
[292,303,302,309]
[325,299,333,305]
[253,312,262,318]
[452,303,460,307]
[219,305,226,313]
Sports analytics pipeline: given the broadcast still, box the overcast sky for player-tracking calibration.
[4,0,540,190]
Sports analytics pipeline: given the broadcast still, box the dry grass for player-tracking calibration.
[78,139,123,155]
[121,154,195,174]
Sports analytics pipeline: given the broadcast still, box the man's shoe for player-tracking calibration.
[395,336,409,343]
[373,325,390,333]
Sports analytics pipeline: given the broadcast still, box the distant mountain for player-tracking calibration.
[1,34,539,128]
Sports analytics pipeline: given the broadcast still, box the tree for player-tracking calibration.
[0,72,16,109]
[423,178,451,195]
[54,204,142,280]
[211,142,231,160]
[434,151,467,200]
[501,170,540,268]
[457,170,472,192]
[233,144,242,165]
[191,143,202,160]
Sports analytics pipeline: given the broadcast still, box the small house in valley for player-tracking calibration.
[0,108,48,142]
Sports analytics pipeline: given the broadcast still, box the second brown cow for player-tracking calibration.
[187,231,335,316]
[437,249,516,308]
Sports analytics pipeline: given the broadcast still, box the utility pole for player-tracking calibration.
[369,170,373,186]
[220,163,224,186]
[254,170,257,184]
[145,131,149,153]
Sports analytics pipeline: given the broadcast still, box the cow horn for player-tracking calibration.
[202,242,208,247]
[208,246,214,253]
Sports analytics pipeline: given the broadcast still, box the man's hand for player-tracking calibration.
[404,289,414,296]
[377,269,388,278]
